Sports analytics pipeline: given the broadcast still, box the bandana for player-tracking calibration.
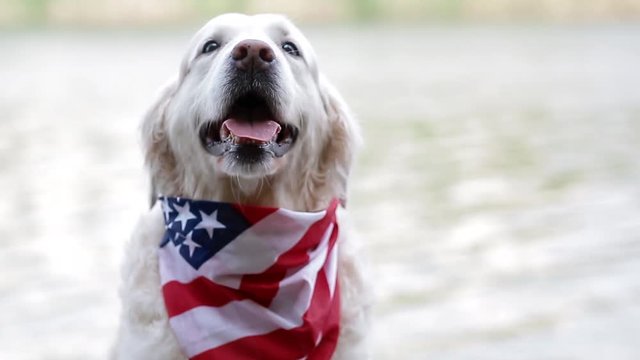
[158,196,341,360]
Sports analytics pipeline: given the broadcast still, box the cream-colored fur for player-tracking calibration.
[113,13,370,359]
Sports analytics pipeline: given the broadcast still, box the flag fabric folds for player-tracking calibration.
[158,196,341,360]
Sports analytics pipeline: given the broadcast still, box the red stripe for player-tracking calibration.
[162,277,247,317]
[191,328,312,360]
[236,268,287,308]
[232,203,279,225]
[309,279,341,360]
[238,200,340,307]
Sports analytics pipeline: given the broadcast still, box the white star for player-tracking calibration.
[194,210,226,238]
[173,202,197,231]
[161,199,174,222]
[182,232,201,257]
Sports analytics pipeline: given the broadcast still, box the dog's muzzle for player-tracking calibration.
[199,40,298,161]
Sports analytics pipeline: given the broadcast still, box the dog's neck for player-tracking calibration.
[152,171,335,212]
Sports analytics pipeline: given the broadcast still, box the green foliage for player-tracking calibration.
[350,0,380,21]
[19,0,49,23]
[191,0,249,15]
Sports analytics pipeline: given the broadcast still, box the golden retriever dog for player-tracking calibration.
[113,13,370,359]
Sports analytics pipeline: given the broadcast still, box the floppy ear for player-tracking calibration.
[317,75,362,208]
[140,78,179,207]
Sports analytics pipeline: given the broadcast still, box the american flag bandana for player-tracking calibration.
[158,196,341,360]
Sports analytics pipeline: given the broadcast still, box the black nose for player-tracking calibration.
[231,39,275,73]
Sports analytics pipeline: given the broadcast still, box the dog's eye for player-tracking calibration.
[282,41,300,57]
[202,40,220,54]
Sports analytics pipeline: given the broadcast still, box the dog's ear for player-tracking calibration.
[141,78,179,208]
[318,75,362,208]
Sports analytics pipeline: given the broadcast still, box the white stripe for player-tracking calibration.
[169,223,338,357]
[159,208,326,288]
[325,244,339,297]
[170,300,289,357]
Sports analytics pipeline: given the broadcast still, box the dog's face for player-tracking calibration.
[144,14,358,210]
[169,13,325,178]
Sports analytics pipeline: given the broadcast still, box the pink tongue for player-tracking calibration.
[223,119,281,142]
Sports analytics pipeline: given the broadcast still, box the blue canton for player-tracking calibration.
[159,196,251,270]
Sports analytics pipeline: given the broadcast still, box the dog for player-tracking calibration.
[113,13,370,359]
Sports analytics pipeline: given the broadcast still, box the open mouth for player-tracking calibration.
[199,92,298,159]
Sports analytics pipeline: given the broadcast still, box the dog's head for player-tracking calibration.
[143,14,359,210]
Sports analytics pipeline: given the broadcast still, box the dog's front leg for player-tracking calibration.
[333,209,373,360]
[112,203,186,360]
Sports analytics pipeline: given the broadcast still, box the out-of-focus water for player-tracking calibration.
[1,25,639,359]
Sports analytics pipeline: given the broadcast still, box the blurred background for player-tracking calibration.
[1,1,639,359]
